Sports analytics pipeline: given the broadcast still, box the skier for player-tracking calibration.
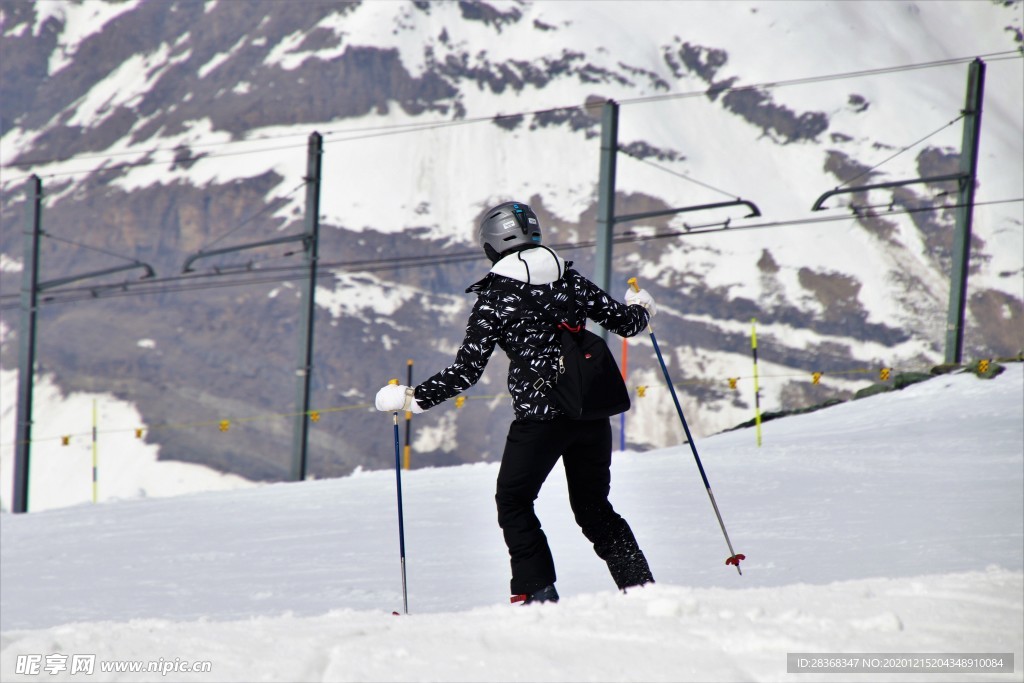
[375,200,656,604]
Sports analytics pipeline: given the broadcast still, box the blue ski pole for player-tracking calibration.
[388,379,410,613]
[628,278,745,575]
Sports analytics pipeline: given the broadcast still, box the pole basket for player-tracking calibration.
[725,553,746,568]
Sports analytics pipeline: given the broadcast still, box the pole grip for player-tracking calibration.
[388,378,400,419]
[628,277,652,332]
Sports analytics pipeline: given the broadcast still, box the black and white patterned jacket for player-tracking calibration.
[414,246,649,421]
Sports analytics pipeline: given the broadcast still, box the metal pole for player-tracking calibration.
[13,175,42,514]
[394,411,409,614]
[389,380,410,614]
[291,132,323,481]
[594,100,618,341]
[629,278,744,574]
[945,58,985,364]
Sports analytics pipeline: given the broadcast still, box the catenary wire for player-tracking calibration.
[201,179,309,250]
[616,146,744,200]
[2,51,1018,183]
[4,197,1018,311]
[40,232,148,265]
[618,50,1021,107]
[4,196,1020,305]
[836,114,966,189]
[1,51,1018,304]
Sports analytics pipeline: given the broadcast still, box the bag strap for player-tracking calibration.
[485,272,582,331]
[482,276,584,393]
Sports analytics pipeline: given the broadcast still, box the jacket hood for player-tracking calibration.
[489,246,567,285]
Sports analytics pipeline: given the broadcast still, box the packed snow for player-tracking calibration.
[1,364,1021,682]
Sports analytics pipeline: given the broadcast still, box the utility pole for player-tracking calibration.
[182,133,321,482]
[810,60,986,363]
[594,99,619,341]
[12,176,157,513]
[290,131,323,481]
[945,58,985,364]
[13,175,42,514]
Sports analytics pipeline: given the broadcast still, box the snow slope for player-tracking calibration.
[1,364,1021,682]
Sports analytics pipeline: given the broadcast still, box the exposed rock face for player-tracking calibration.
[1,1,1020,483]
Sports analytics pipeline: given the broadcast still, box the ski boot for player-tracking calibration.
[510,584,559,605]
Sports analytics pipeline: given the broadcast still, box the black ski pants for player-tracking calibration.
[495,416,654,595]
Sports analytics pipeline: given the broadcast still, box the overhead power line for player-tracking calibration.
[201,179,309,251]
[3,197,1019,312]
[620,50,1022,107]
[617,146,744,200]
[41,232,146,265]
[1,50,1019,183]
[837,114,967,189]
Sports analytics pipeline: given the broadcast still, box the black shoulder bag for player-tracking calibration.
[550,320,631,420]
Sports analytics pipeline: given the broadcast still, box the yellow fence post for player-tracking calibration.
[404,359,414,470]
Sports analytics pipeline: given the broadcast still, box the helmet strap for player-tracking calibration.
[485,242,538,265]
[484,243,503,264]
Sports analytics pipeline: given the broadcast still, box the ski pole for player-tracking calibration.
[628,278,746,575]
[388,379,410,614]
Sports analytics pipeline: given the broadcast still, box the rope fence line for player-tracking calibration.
[10,401,375,447]
[5,357,1016,451]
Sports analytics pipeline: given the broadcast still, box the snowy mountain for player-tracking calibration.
[1,363,1021,681]
[1,1,1022,494]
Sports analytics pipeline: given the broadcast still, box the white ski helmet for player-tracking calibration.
[477,201,542,262]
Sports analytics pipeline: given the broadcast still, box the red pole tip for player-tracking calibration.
[725,553,746,566]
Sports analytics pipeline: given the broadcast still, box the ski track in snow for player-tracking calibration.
[1,365,1021,682]
[0,570,1020,683]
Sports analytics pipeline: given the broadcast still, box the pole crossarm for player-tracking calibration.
[811,173,968,211]
[614,198,761,225]
[38,262,156,292]
[181,234,308,273]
